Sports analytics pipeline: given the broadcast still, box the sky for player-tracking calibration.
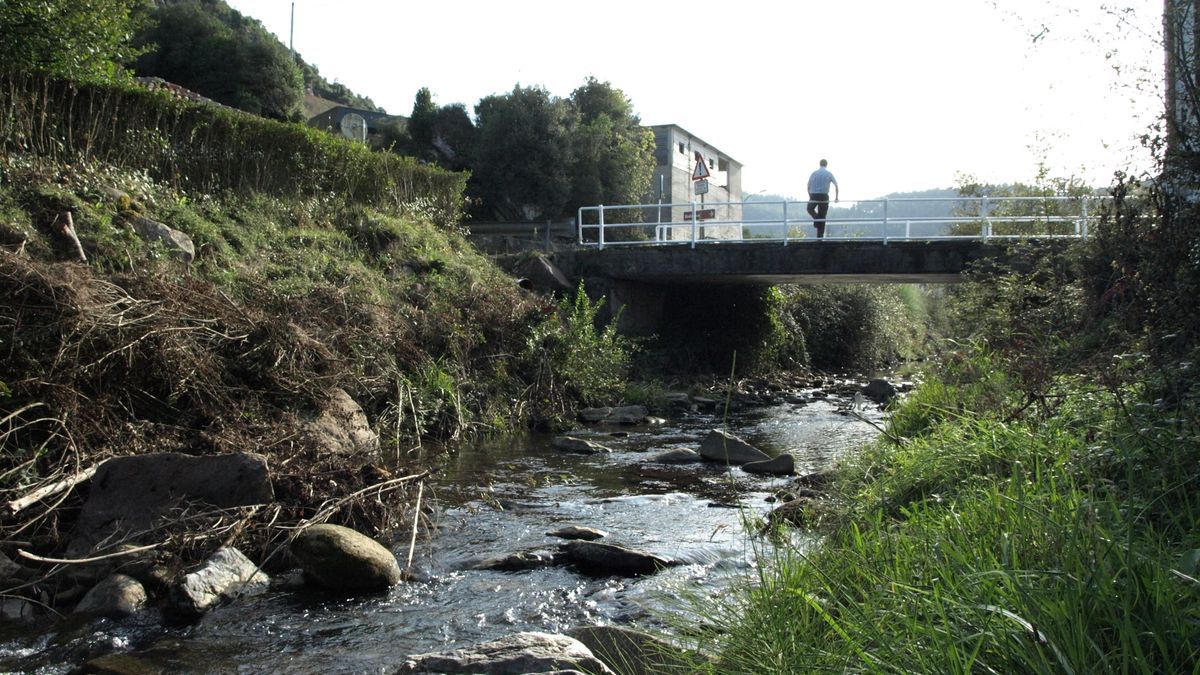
[226,0,1164,201]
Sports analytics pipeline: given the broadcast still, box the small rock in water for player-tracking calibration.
[579,407,613,422]
[472,549,564,572]
[665,393,691,408]
[648,449,703,465]
[546,525,608,541]
[569,625,702,675]
[290,524,402,593]
[171,547,268,618]
[698,429,770,465]
[742,454,796,476]
[397,631,615,675]
[562,540,671,577]
[552,436,614,454]
[74,574,147,618]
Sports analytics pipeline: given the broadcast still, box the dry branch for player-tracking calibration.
[405,480,424,573]
[5,464,97,516]
[16,540,163,565]
[53,212,86,263]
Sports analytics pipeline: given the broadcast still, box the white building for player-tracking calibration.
[648,124,744,240]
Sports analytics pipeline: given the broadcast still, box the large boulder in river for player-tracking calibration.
[698,429,770,465]
[579,407,613,423]
[68,453,273,558]
[171,547,268,617]
[397,631,615,674]
[290,523,402,592]
[562,540,671,577]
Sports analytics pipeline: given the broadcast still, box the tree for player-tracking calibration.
[407,87,437,155]
[466,78,655,223]
[471,85,575,222]
[392,88,476,171]
[0,0,149,81]
[567,78,655,212]
[952,165,1097,237]
[133,0,303,120]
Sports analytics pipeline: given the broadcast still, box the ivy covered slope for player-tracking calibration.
[0,71,581,558]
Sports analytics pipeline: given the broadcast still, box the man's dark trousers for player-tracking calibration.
[807,193,830,238]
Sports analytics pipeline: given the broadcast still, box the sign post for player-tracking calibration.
[692,152,711,236]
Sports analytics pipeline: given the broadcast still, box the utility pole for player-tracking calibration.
[289,2,295,54]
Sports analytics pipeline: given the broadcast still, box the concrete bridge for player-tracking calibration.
[554,238,1037,285]
[541,195,1105,333]
[552,237,1073,333]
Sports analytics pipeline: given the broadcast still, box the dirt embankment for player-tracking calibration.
[0,160,555,614]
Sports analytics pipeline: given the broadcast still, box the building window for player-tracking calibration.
[678,142,685,154]
[708,158,715,169]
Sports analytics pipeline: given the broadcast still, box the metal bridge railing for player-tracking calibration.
[576,196,1110,250]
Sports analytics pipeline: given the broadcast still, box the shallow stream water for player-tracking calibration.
[0,388,886,673]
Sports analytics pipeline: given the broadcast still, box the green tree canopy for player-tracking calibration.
[466,78,654,223]
[567,77,654,211]
[385,88,475,171]
[471,85,575,222]
[0,0,148,81]
[133,0,303,119]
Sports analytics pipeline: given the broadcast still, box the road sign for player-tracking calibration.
[682,208,716,220]
[692,156,711,181]
[694,179,709,195]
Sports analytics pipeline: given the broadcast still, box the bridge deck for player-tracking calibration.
[554,239,1067,285]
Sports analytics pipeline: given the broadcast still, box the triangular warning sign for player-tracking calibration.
[692,157,711,180]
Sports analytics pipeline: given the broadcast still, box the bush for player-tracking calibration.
[0,71,466,225]
[526,282,633,412]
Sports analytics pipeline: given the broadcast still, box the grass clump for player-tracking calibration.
[692,356,1200,674]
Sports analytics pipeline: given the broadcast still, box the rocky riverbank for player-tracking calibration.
[1,372,901,672]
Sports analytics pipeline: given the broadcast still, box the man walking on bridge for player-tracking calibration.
[806,159,839,239]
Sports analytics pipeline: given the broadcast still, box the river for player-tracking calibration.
[0,383,887,673]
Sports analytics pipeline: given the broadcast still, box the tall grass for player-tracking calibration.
[692,361,1200,673]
